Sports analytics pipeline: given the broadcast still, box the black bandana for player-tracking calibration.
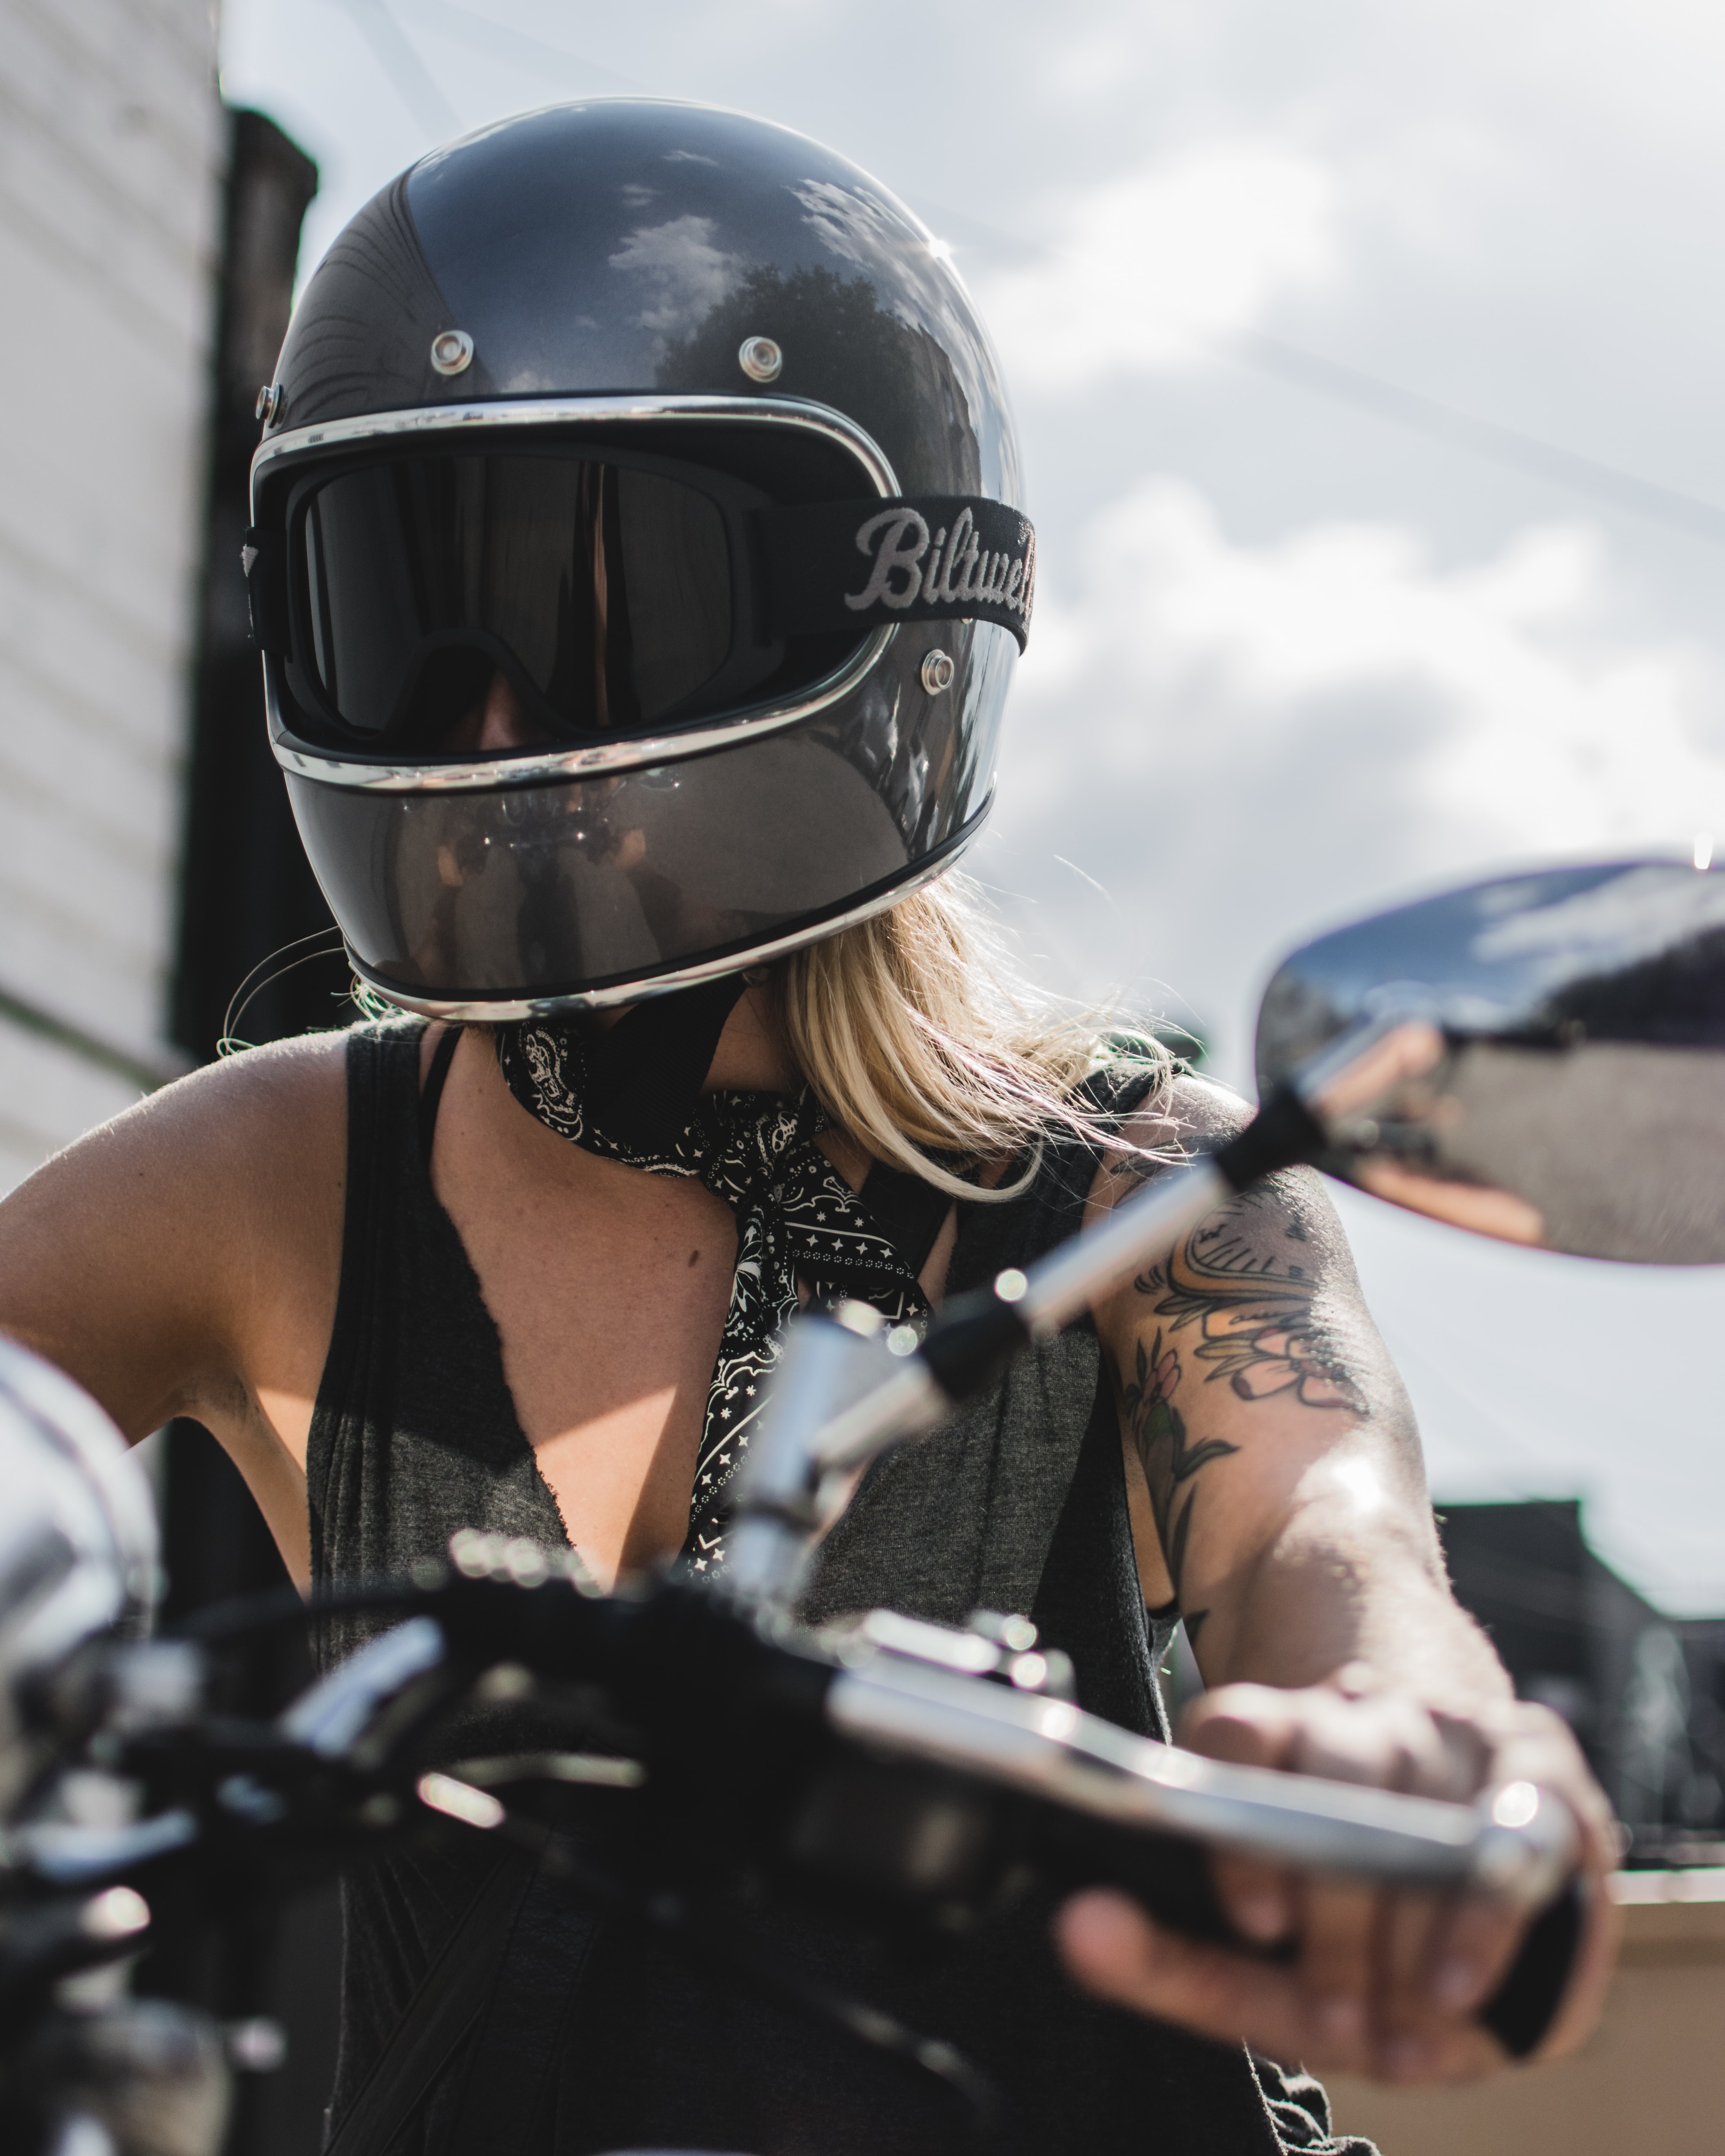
[495,999,935,1580]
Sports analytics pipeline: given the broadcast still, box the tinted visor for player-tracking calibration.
[285,450,770,748]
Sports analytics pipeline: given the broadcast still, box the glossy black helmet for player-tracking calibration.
[245,98,1032,1014]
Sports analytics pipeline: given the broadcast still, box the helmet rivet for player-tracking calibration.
[254,382,284,426]
[921,649,956,695]
[430,329,475,377]
[737,335,783,384]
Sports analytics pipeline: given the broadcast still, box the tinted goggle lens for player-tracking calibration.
[289,453,739,743]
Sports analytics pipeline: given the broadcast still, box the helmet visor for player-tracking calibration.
[278,615,1019,1010]
[284,449,775,749]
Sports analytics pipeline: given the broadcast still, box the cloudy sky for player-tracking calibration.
[222,0,1725,1610]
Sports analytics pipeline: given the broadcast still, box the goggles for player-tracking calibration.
[278,447,774,749]
[245,442,1035,757]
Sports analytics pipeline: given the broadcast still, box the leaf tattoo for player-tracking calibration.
[1118,1329,1238,1604]
[1135,1211,1366,1413]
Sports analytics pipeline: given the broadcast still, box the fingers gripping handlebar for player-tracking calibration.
[165,1558,1582,2058]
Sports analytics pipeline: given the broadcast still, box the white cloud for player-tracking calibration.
[987,478,1725,1076]
[979,144,1338,387]
[1025,479,1725,848]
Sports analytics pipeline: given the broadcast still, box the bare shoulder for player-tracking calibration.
[1130,1069,1253,1152]
[12,1030,348,1222]
[1087,1068,1362,1291]
[1087,1070,1250,1215]
[0,1031,351,1440]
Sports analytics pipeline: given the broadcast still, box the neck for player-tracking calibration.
[704,981,798,1093]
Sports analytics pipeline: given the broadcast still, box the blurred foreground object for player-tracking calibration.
[0,1338,232,2156]
[1441,1502,1725,1865]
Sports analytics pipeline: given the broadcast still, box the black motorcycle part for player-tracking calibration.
[129,1571,1581,2064]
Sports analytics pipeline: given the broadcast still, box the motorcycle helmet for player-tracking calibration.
[245,99,1034,1015]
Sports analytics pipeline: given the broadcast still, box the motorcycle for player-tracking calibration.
[1,854,1720,2156]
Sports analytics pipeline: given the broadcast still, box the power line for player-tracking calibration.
[901,189,1725,552]
[1238,330,1725,548]
[394,0,645,93]
[324,6,1725,555]
[334,0,461,138]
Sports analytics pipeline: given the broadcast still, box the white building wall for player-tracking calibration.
[0,0,223,1191]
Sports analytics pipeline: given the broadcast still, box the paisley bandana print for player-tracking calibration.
[495,1017,934,1579]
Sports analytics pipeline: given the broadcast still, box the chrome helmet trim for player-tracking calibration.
[254,392,901,790]
[251,391,900,511]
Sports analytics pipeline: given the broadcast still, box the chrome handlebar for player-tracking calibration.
[829,1641,1575,1909]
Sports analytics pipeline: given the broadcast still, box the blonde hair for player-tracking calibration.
[777,871,1172,1200]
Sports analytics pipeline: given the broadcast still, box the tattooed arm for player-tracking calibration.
[1059,1074,1618,2083]
[1098,1079,1479,1689]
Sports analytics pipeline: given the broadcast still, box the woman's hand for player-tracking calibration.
[1055,1667,1621,2082]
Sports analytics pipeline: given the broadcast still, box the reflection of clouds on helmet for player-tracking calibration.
[609,213,742,340]
[794,180,901,266]
[792,177,1018,505]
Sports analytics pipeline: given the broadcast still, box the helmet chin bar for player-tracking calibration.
[338,810,986,1019]
[278,569,1013,1013]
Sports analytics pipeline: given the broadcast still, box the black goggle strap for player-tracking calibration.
[751,494,1034,653]
[241,493,1035,661]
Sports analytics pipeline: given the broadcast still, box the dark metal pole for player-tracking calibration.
[154,107,343,2156]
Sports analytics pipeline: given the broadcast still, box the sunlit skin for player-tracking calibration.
[438,666,553,756]
[1071,1121,1617,2079]
[0,669,1613,2085]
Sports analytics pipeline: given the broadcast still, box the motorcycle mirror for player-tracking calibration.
[1256,857,1725,1263]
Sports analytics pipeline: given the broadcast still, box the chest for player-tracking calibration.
[431,1050,740,1587]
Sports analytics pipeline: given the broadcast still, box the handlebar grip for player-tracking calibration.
[1477,1874,1584,2058]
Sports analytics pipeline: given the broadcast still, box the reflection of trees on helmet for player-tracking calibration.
[657,264,983,498]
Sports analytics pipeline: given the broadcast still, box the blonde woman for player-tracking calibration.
[0,101,1611,2156]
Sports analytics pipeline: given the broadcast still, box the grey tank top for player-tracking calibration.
[308,1019,1364,2156]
